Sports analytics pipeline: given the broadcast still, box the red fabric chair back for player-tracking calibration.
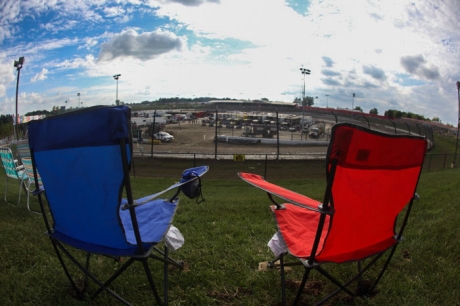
[316,124,426,262]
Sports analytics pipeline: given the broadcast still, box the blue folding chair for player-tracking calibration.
[0,147,28,206]
[28,105,208,305]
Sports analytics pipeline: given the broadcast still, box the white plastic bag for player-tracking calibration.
[164,225,184,251]
[267,231,287,256]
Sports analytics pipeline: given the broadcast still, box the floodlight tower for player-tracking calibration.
[352,93,355,110]
[325,94,330,108]
[453,81,460,167]
[113,74,121,106]
[13,56,25,141]
[300,67,310,140]
[299,67,311,105]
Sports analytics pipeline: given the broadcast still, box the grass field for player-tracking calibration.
[0,156,459,305]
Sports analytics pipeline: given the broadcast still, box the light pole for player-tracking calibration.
[453,81,460,168]
[325,94,330,108]
[300,67,310,140]
[13,56,24,141]
[77,93,81,107]
[352,93,355,110]
[113,74,121,106]
[299,67,311,105]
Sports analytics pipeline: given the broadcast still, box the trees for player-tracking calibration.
[293,96,314,106]
[369,108,378,115]
[0,115,13,140]
[384,109,427,120]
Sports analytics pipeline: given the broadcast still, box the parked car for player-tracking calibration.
[153,131,174,142]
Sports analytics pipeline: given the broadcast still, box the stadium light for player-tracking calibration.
[453,81,460,167]
[13,56,25,141]
[299,67,311,105]
[300,67,311,140]
[113,74,121,106]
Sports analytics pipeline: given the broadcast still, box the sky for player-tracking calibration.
[1,0,460,125]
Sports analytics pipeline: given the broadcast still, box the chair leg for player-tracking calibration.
[292,266,311,306]
[3,176,23,206]
[53,239,133,305]
[369,245,398,293]
[357,260,363,295]
[83,253,91,292]
[151,246,184,269]
[142,258,163,305]
[25,180,30,211]
[51,239,86,300]
[280,253,286,306]
[25,180,41,214]
[3,176,8,203]
[17,178,24,206]
[164,246,169,306]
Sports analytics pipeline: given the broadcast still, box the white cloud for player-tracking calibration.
[97,29,183,61]
[31,68,49,82]
[0,57,17,98]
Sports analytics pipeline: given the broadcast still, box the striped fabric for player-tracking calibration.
[0,147,27,205]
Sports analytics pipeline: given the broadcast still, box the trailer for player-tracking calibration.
[308,122,325,138]
[243,124,278,138]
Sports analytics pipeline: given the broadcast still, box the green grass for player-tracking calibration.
[0,159,458,305]
[430,133,458,154]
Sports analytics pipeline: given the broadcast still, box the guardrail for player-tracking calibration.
[133,151,457,172]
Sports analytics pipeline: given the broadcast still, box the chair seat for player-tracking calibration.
[272,204,399,263]
[119,198,179,245]
[272,204,330,259]
[49,231,151,257]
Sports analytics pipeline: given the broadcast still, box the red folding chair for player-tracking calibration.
[239,123,427,305]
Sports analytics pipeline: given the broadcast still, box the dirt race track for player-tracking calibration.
[136,122,330,156]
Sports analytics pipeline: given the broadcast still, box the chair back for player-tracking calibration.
[0,147,24,180]
[28,106,135,250]
[316,123,427,262]
[20,157,42,186]
[16,141,31,159]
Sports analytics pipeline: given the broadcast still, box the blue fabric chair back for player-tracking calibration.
[28,106,135,250]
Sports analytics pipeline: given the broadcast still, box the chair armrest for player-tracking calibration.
[238,172,323,213]
[121,165,209,210]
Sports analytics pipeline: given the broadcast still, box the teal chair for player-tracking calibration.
[19,157,42,213]
[15,142,42,213]
[0,147,28,205]
[16,141,31,159]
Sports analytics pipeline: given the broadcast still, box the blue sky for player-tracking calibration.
[1,0,460,125]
